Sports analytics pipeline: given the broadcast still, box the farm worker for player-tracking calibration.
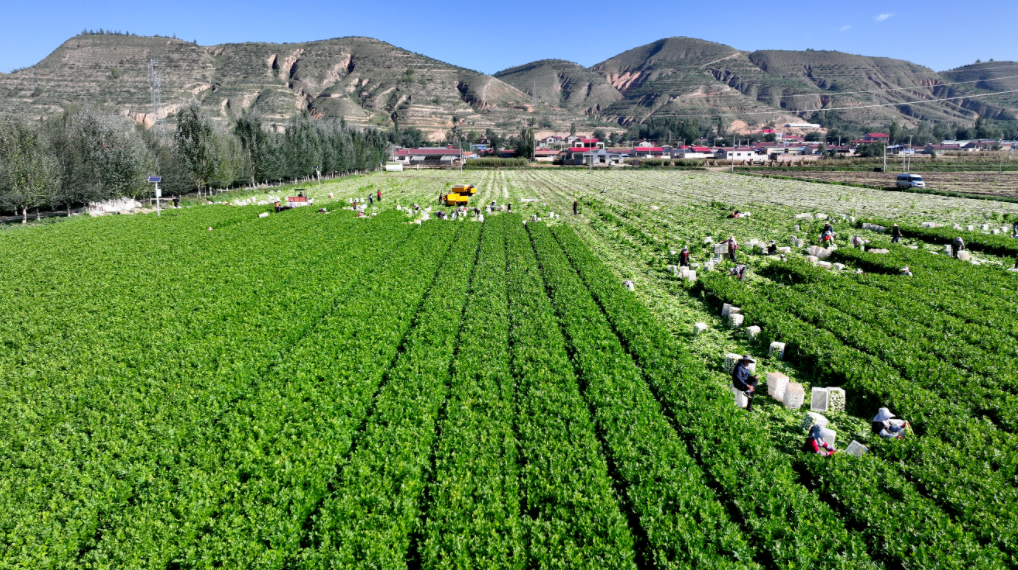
[731,355,758,411]
[438,192,443,204]
[804,426,838,456]
[723,236,738,262]
[891,224,903,244]
[821,223,835,245]
[172,197,180,208]
[899,266,913,277]
[377,189,382,202]
[352,199,358,210]
[274,201,281,213]
[298,191,304,198]
[679,246,691,267]
[1014,252,1018,269]
[952,237,965,257]
[730,264,748,280]
[318,208,327,213]
[729,210,740,219]
[329,192,334,199]
[507,203,512,213]
[767,240,777,255]
[1013,220,1018,237]
[573,199,578,215]
[872,407,910,439]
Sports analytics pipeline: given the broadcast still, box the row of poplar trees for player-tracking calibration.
[0,102,389,221]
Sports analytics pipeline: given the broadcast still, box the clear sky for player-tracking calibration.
[1,0,1014,75]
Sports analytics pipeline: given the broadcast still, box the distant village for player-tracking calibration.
[391,123,1017,168]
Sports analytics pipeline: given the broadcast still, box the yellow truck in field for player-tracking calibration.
[444,184,476,206]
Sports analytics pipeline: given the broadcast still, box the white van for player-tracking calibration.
[896,173,925,188]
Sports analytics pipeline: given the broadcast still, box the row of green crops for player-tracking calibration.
[167,221,460,568]
[1,209,414,568]
[527,222,756,569]
[505,217,637,569]
[297,222,483,568]
[546,225,878,570]
[696,269,1017,565]
[420,215,527,568]
[858,218,1018,257]
[759,263,1018,430]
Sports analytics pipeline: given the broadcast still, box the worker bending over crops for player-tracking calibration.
[730,264,748,280]
[872,407,910,439]
[821,223,835,245]
[731,355,758,411]
[767,240,777,255]
[899,266,913,277]
[953,237,965,258]
[891,224,902,244]
[573,200,578,215]
[804,426,838,456]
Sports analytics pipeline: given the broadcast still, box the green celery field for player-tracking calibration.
[4,169,1018,569]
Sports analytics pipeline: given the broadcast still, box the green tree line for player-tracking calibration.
[0,102,391,221]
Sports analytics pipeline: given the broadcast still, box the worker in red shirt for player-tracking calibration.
[804,426,837,457]
[377,189,382,202]
[679,246,691,267]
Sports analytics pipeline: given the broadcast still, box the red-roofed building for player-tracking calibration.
[633,147,668,158]
[863,133,890,142]
[675,146,713,159]
[571,138,604,149]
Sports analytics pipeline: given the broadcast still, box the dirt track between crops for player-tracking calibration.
[747,171,1018,199]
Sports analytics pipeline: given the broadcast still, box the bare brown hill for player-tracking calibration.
[2,34,1014,135]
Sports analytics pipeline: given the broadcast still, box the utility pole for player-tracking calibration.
[883,143,887,172]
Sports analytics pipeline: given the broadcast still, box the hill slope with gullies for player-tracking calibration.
[0,34,569,136]
[2,33,1015,134]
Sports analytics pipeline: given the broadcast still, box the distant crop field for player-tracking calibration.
[743,170,1018,199]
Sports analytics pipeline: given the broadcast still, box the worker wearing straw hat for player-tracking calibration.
[804,425,838,457]
[731,354,758,411]
[872,408,910,439]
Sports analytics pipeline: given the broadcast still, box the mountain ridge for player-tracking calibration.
[1,33,1015,135]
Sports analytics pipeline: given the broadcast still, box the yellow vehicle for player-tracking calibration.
[445,184,475,206]
[445,193,469,206]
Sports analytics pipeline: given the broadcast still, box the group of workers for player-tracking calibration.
[730,355,910,456]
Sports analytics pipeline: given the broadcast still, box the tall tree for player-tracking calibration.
[887,121,900,145]
[175,101,219,197]
[0,118,56,223]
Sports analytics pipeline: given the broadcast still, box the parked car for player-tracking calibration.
[896,173,925,188]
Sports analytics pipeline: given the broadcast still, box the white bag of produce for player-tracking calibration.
[724,353,741,374]
[770,341,786,360]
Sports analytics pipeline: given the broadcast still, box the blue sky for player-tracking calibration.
[1,0,1014,74]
